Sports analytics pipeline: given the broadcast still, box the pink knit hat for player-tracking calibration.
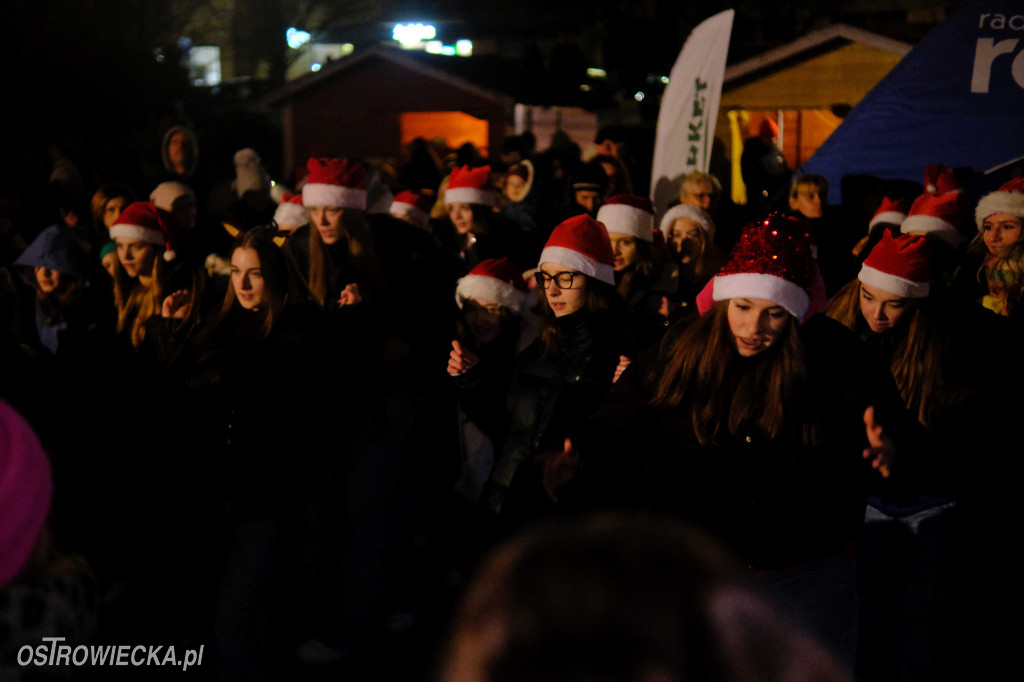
[712,213,817,319]
[596,194,655,242]
[539,214,616,285]
[455,257,532,314]
[859,232,931,298]
[446,166,497,207]
[302,158,367,209]
[0,401,53,586]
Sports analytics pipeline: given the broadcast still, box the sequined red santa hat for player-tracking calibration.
[445,165,497,207]
[659,203,716,239]
[390,190,434,229]
[596,194,655,241]
[868,197,910,233]
[302,158,367,210]
[108,201,179,262]
[539,214,615,285]
[712,213,817,319]
[859,232,931,298]
[0,400,53,587]
[274,192,309,230]
[975,177,1024,230]
[455,257,532,314]
[900,192,963,247]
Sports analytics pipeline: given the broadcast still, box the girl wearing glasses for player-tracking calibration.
[482,214,634,526]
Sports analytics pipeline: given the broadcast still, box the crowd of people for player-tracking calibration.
[1,123,1021,681]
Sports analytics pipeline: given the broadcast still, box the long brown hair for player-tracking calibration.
[535,274,624,358]
[614,237,657,299]
[113,252,165,348]
[35,275,84,325]
[217,228,291,339]
[825,279,943,427]
[648,301,815,447]
[307,209,376,306]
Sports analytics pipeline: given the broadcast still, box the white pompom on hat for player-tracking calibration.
[659,203,715,239]
[538,214,616,286]
[858,231,931,298]
[302,158,367,210]
[975,177,1024,230]
[596,194,655,241]
[455,257,532,314]
[445,165,497,207]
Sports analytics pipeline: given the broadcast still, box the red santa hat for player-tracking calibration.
[868,197,910,233]
[859,232,931,298]
[659,203,715,239]
[538,214,615,285]
[712,213,817,319]
[596,194,655,241]
[108,201,179,261]
[923,163,960,196]
[975,177,1024,230]
[301,158,367,209]
[455,257,532,314]
[900,192,963,247]
[390,190,434,229]
[274,192,309,230]
[445,165,497,207]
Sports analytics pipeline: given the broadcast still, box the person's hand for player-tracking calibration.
[541,438,581,502]
[863,406,893,478]
[338,283,362,307]
[161,290,192,319]
[613,355,632,383]
[447,340,479,376]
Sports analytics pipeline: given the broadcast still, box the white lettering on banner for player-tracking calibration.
[686,79,709,168]
[971,38,1024,92]
[978,14,1024,31]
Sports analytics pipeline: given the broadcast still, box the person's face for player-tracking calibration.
[464,298,504,344]
[449,202,475,235]
[168,132,188,166]
[504,175,527,203]
[726,298,790,357]
[859,283,911,333]
[310,205,345,244]
[982,213,1023,258]
[681,181,714,211]
[230,246,265,310]
[103,197,126,229]
[116,238,156,279]
[789,184,823,219]
[101,252,118,279]
[34,267,60,293]
[668,218,704,264]
[575,190,602,215]
[539,262,587,317]
[609,233,638,271]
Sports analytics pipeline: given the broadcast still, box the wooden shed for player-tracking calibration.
[260,45,513,179]
[715,24,912,203]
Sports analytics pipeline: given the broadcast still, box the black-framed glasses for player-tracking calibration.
[535,270,584,289]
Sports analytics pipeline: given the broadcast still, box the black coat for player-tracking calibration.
[571,314,911,571]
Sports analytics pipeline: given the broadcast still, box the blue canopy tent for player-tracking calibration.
[801,0,1024,202]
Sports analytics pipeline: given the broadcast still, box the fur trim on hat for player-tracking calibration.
[597,202,654,241]
[858,264,929,298]
[445,187,497,207]
[538,245,615,286]
[302,184,367,210]
[660,204,715,237]
[975,191,1024,230]
[712,272,809,320]
[455,274,531,314]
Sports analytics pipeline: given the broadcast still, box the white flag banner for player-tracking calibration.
[650,9,734,217]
